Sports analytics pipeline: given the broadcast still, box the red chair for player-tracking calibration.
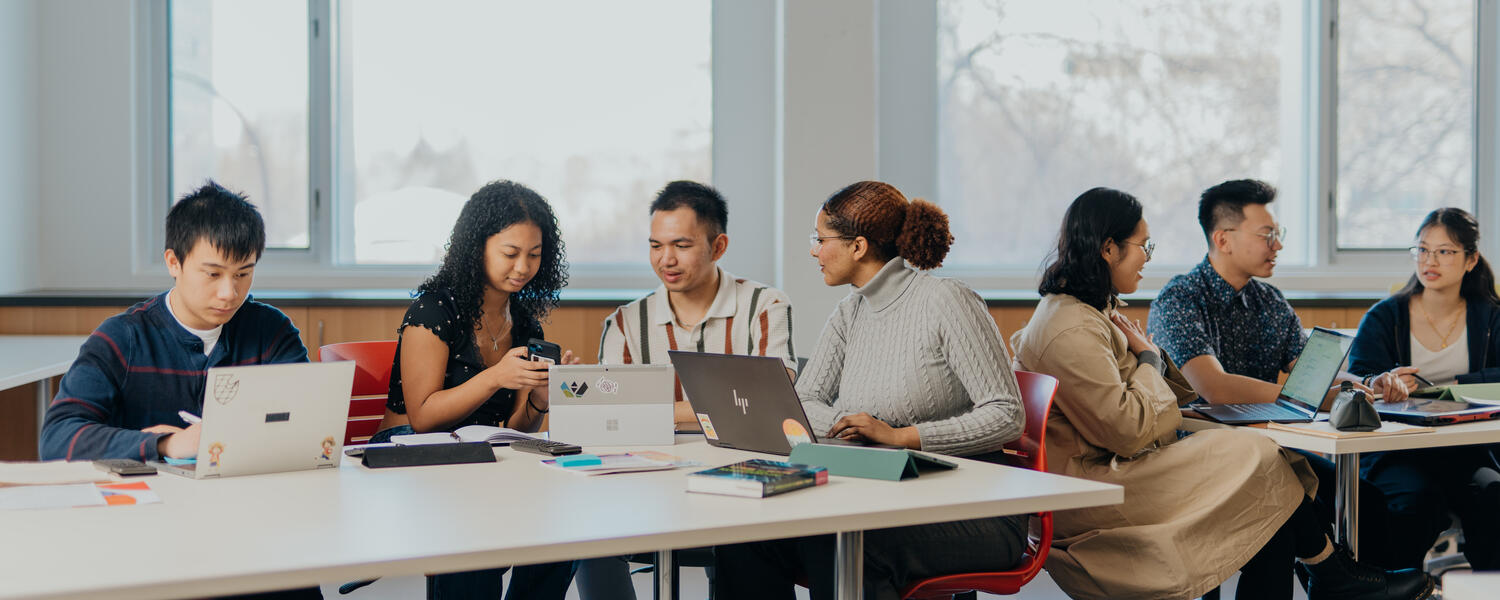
[319,341,397,447]
[899,370,1060,599]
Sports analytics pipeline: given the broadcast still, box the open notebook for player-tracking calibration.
[391,425,542,446]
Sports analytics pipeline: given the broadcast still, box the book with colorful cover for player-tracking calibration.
[686,459,828,498]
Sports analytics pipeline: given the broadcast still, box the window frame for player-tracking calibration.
[139,0,762,290]
[883,0,1498,293]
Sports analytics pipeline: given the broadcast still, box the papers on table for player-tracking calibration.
[540,453,677,476]
[0,461,116,486]
[1268,420,1435,438]
[0,481,161,510]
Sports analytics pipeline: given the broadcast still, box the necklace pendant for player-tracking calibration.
[491,339,499,351]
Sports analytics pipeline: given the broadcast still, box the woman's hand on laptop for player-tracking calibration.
[827,413,920,449]
[1388,366,1422,394]
[488,346,551,390]
[1369,369,1411,403]
[145,423,201,459]
[560,350,580,365]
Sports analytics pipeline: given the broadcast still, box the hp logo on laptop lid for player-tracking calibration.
[733,389,750,414]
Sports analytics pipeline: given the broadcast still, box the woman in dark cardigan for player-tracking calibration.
[1349,207,1500,571]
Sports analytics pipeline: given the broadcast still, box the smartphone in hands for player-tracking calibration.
[527,338,562,364]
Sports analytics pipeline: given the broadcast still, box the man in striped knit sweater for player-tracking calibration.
[40,181,308,462]
[580,180,795,600]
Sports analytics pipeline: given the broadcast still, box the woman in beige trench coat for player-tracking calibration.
[1010,187,1431,600]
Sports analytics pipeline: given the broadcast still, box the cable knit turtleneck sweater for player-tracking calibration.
[797,257,1025,456]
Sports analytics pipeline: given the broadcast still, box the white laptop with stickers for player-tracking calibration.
[548,364,675,446]
[155,361,355,479]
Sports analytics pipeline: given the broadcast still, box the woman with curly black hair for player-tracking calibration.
[372,180,577,599]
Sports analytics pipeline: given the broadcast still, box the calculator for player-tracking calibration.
[510,438,583,456]
[93,458,158,476]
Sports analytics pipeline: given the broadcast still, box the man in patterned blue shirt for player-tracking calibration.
[1148,179,1400,404]
[1148,178,1404,569]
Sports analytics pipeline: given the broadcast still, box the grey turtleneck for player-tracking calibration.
[797,258,1025,456]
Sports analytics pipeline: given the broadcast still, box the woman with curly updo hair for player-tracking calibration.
[373,180,577,599]
[714,181,1029,599]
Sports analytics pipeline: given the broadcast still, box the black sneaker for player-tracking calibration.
[1305,545,1435,600]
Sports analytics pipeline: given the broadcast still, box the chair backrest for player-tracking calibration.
[319,341,397,446]
[899,369,1060,599]
[1003,370,1058,472]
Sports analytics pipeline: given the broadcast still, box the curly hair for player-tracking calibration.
[822,181,954,270]
[1038,187,1143,311]
[418,180,570,334]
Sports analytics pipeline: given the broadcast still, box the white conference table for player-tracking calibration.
[1182,416,1500,559]
[0,335,88,433]
[0,436,1122,600]
[1442,572,1500,599]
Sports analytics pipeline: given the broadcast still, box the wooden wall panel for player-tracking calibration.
[0,381,41,461]
[304,307,407,360]
[545,306,618,363]
[0,306,129,335]
[276,307,311,359]
[0,307,33,333]
[295,305,618,362]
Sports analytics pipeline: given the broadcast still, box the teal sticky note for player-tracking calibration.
[556,454,602,467]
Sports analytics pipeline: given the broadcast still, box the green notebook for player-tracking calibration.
[787,443,957,481]
[1411,382,1500,401]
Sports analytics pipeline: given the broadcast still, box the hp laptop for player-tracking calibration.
[155,361,355,479]
[1192,327,1354,425]
[668,351,899,455]
[548,364,675,446]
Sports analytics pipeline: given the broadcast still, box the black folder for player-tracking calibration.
[361,442,496,468]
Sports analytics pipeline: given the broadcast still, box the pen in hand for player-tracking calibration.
[1411,371,1436,388]
[177,410,202,425]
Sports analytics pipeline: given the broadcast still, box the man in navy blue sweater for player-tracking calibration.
[40,181,308,462]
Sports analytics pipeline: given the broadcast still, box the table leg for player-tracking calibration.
[1334,453,1360,559]
[835,530,863,600]
[37,377,52,438]
[654,549,676,600]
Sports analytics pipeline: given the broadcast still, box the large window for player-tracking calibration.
[1336,0,1474,249]
[935,0,1482,273]
[171,0,310,249]
[168,0,711,266]
[938,0,1300,269]
[340,0,711,265]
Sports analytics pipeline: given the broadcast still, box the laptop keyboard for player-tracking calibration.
[1216,403,1301,419]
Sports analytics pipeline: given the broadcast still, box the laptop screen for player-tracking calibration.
[1279,328,1354,411]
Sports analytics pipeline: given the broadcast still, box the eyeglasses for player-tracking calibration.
[809,233,856,250]
[1409,246,1465,264]
[1122,239,1156,262]
[1224,226,1287,249]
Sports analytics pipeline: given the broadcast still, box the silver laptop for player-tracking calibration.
[548,364,675,446]
[1192,327,1353,424]
[156,361,356,479]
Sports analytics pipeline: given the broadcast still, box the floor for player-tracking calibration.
[322,569,1293,600]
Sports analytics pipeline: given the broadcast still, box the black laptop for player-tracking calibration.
[668,351,900,455]
[1192,327,1354,424]
[1373,396,1500,425]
